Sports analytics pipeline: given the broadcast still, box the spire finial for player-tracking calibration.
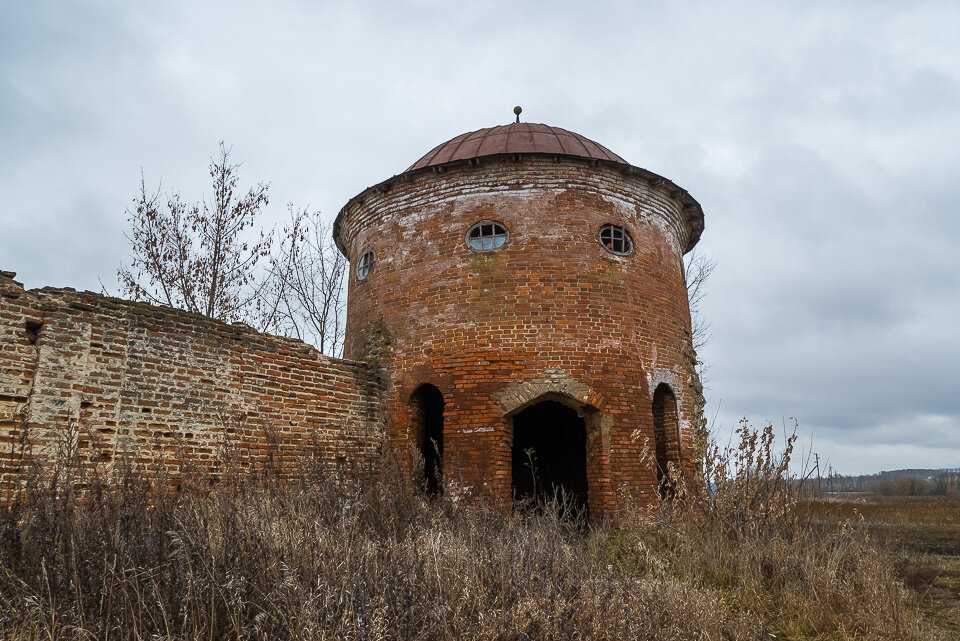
[513,105,522,123]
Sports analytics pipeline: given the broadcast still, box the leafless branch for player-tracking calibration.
[684,248,716,352]
[118,144,346,356]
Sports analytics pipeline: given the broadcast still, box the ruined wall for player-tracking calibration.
[0,271,383,496]
[336,157,700,518]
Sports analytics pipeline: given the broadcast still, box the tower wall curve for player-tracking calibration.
[336,156,700,517]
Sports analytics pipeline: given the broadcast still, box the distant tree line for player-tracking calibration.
[814,468,960,496]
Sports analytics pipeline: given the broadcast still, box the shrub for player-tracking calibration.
[624,420,935,640]
[870,476,928,496]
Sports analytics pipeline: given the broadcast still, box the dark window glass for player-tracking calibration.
[357,249,376,279]
[467,220,509,252]
[599,224,633,255]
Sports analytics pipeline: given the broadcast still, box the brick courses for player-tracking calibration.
[335,154,703,519]
[0,272,383,497]
[0,125,705,520]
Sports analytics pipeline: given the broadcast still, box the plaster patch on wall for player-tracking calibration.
[412,187,558,212]
[594,414,613,455]
[26,313,93,446]
[461,426,495,434]
[597,189,683,256]
[646,368,677,394]
[642,205,684,256]
[646,366,692,440]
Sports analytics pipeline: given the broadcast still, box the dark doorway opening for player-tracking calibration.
[512,400,588,517]
[652,383,680,498]
[411,384,444,495]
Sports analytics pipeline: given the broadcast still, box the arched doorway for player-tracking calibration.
[410,384,444,494]
[652,383,680,497]
[511,400,588,517]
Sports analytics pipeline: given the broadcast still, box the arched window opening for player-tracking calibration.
[410,384,444,495]
[652,383,681,498]
[512,400,588,519]
[356,249,376,280]
[466,220,509,252]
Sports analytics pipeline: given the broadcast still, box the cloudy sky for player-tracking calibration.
[1,1,957,474]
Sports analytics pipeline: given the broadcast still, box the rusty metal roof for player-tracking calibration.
[407,123,627,171]
[335,121,705,256]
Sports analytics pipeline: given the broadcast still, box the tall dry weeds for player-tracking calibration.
[0,420,942,640]
[623,419,940,640]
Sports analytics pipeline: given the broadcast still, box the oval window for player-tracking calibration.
[466,220,509,252]
[356,249,376,280]
[598,224,633,256]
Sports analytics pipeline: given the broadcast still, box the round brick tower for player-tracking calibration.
[334,121,705,519]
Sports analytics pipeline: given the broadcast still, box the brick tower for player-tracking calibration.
[333,120,705,519]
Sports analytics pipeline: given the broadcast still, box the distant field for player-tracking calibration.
[802,495,960,634]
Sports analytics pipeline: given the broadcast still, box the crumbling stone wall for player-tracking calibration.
[0,271,383,497]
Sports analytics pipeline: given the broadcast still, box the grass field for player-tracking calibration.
[1,422,956,640]
[802,495,960,634]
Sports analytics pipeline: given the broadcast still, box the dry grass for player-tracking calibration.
[0,456,729,640]
[801,495,960,634]
[801,495,960,554]
[0,422,947,640]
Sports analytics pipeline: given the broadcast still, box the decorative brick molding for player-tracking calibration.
[492,369,597,416]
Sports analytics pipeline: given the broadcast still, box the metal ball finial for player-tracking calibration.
[514,105,522,123]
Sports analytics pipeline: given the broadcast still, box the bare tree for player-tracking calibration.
[119,143,271,324]
[118,143,347,357]
[260,207,347,357]
[684,248,716,353]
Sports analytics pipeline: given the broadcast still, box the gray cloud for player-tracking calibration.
[1,1,957,475]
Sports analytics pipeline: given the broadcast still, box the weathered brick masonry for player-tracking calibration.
[335,122,706,520]
[0,273,383,496]
[1,121,705,519]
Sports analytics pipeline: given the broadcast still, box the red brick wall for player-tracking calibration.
[0,271,383,497]
[336,157,701,518]
[1,155,704,518]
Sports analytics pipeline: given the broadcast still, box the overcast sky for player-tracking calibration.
[1,1,957,475]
